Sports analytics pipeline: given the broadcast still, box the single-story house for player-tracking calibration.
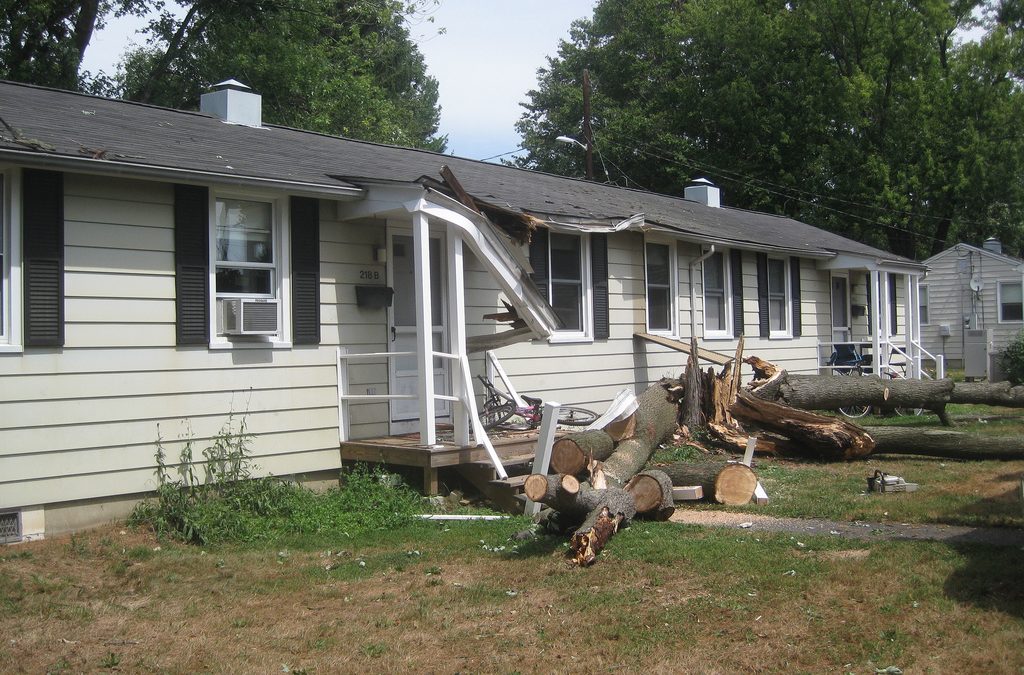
[920,240,1024,376]
[0,79,931,542]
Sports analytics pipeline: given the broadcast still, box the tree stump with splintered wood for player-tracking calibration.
[624,469,675,519]
[682,338,703,431]
[550,430,615,475]
[654,461,758,505]
[731,390,875,460]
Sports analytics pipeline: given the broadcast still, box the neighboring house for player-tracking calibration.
[0,80,929,541]
[920,240,1024,374]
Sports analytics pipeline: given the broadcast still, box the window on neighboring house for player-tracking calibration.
[548,231,588,334]
[645,240,675,334]
[999,281,1023,322]
[767,257,789,335]
[919,285,929,325]
[703,251,730,337]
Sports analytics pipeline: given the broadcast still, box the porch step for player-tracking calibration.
[470,452,535,470]
[490,474,529,489]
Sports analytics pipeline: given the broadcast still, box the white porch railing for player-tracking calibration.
[336,348,507,479]
[818,340,944,380]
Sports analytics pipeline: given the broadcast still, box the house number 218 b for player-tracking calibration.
[359,270,382,281]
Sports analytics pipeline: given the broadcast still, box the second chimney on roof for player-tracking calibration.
[200,79,262,127]
[983,237,1003,255]
[684,177,721,208]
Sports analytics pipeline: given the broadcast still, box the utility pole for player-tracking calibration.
[582,68,594,181]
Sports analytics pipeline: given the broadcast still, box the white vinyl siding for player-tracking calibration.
[0,174,343,515]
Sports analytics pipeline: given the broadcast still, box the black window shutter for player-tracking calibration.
[756,252,769,338]
[730,249,744,337]
[889,273,898,336]
[591,233,609,339]
[23,169,64,347]
[291,196,321,345]
[174,184,209,345]
[528,228,549,300]
[790,257,802,337]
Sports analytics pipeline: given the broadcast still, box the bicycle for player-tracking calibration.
[827,344,871,418]
[476,375,599,431]
[884,354,924,417]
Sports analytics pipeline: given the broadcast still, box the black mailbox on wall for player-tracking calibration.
[355,285,394,309]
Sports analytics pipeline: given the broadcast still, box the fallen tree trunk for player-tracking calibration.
[751,372,953,413]
[600,379,681,487]
[864,426,1024,460]
[731,390,875,460]
[654,460,759,505]
[570,506,626,566]
[949,381,1024,406]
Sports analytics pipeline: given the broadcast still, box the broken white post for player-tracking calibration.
[448,231,470,447]
[742,437,756,467]
[525,401,560,516]
[485,350,526,407]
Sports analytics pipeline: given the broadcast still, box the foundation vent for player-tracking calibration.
[0,511,20,544]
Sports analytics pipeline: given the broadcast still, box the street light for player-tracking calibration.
[555,135,609,184]
[555,135,587,150]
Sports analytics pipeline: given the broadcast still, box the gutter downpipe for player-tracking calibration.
[689,245,716,339]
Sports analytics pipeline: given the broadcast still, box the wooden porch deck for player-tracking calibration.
[340,432,542,495]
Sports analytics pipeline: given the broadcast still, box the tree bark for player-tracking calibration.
[653,461,759,505]
[949,381,1024,406]
[864,426,1024,460]
[731,390,875,460]
[602,379,681,487]
[750,372,953,413]
[550,430,616,475]
[682,338,702,430]
[624,469,675,519]
[570,506,625,566]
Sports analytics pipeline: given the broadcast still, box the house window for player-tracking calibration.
[548,231,589,335]
[999,281,1023,322]
[211,196,287,342]
[703,251,730,337]
[919,285,929,325]
[0,171,21,350]
[215,198,275,296]
[645,240,675,334]
[767,257,789,335]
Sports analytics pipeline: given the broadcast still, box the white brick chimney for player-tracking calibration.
[200,79,262,127]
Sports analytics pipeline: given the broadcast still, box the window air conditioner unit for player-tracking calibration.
[221,298,279,335]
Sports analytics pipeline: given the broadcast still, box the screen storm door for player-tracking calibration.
[387,230,450,432]
[831,275,851,344]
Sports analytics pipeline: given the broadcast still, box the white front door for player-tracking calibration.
[831,274,851,344]
[388,230,450,432]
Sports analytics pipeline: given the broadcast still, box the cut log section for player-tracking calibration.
[550,430,615,475]
[601,379,682,487]
[523,473,580,503]
[655,461,759,505]
[624,469,675,520]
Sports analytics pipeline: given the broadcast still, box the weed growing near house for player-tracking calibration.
[130,415,423,545]
[998,330,1024,384]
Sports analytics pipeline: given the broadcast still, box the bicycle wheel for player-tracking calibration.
[834,368,871,418]
[894,406,925,417]
[557,406,599,427]
[479,394,515,430]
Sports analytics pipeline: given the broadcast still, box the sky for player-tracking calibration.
[79,0,598,162]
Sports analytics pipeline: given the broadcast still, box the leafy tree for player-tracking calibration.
[516,0,1024,260]
[117,0,446,150]
[0,0,147,89]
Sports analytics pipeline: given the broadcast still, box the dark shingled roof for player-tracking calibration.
[0,79,917,265]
